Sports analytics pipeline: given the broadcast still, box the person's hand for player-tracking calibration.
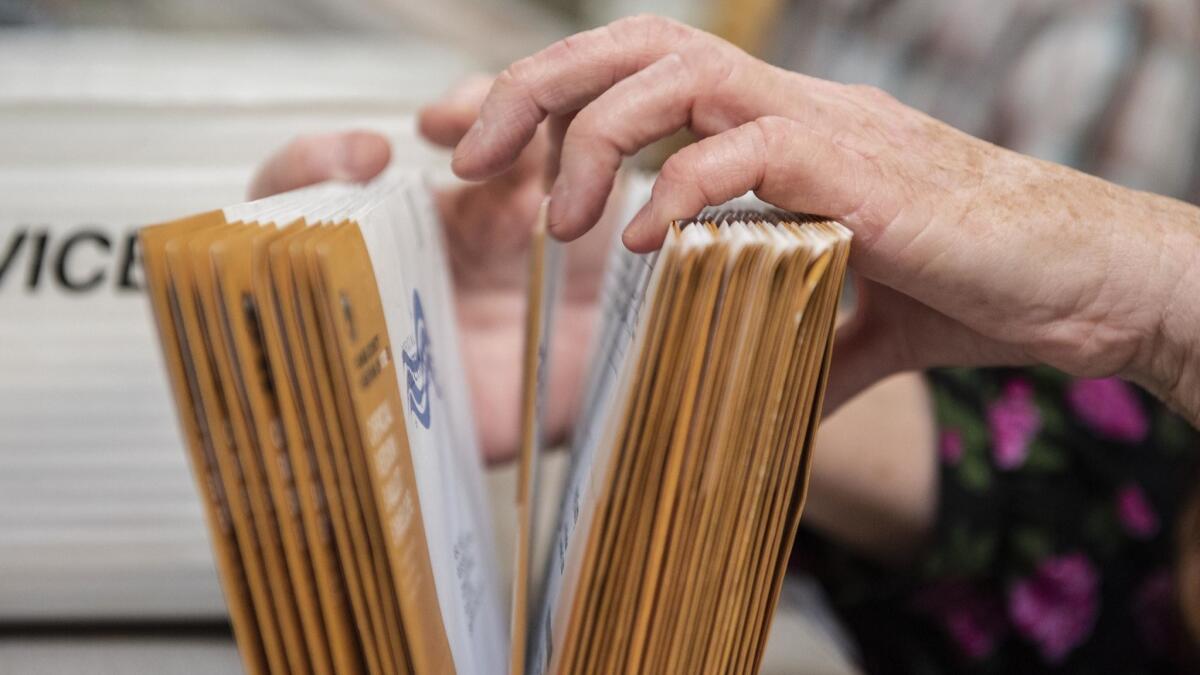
[451,15,1200,421]
[249,76,623,462]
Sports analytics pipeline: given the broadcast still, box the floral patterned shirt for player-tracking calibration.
[798,367,1200,673]
[768,1,1200,671]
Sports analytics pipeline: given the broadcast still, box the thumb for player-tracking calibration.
[248,130,391,199]
[824,278,1033,415]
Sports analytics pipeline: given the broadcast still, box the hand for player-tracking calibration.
[249,76,623,462]
[451,15,1200,421]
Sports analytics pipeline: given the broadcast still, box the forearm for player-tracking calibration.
[804,372,938,565]
[1125,191,1200,428]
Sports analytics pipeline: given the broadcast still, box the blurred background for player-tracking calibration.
[1,0,1196,672]
[0,1,861,673]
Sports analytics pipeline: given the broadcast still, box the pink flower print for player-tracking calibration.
[940,429,965,465]
[1133,569,1172,654]
[1066,377,1149,443]
[1115,483,1160,539]
[987,378,1041,470]
[914,581,1006,660]
[1008,553,1100,664]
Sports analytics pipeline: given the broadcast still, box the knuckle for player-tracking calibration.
[847,83,896,106]
[676,44,721,78]
[567,106,606,145]
[547,27,596,63]
[557,31,586,56]
[497,58,530,88]
[750,116,790,149]
[462,72,496,90]
[658,152,695,186]
[649,50,696,90]
[678,41,748,110]
[451,73,495,103]
[613,13,662,33]
[493,64,515,87]
[613,13,691,41]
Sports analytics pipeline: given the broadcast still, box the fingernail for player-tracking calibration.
[547,179,570,238]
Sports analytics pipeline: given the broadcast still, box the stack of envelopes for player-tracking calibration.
[531,210,851,675]
[140,177,505,675]
[139,173,850,675]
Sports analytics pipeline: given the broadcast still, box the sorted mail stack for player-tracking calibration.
[140,173,850,675]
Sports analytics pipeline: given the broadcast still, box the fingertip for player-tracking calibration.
[621,227,658,253]
[416,105,447,145]
[545,219,568,241]
[547,189,604,244]
[248,130,390,199]
[621,229,662,253]
[450,153,507,183]
[621,203,667,252]
[546,215,588,243]
[450,119,492,179]
[339,130,391,181]
[418,103,473,148]
[546,179,573,240]
[449,152,486,181]
[420,73,496,148]
[453,112,549,182]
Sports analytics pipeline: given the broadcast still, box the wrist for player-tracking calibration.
[1128,198,1200,427]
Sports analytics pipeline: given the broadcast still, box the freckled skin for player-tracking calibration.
[448,15,1200,428]
[250,16,1200,465]
[248,17,1200,576]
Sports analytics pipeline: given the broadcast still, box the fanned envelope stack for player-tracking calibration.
[139,172,851,675]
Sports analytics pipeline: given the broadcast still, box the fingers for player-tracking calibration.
[546,55,691,239]
[423,73,565,191]
[455,15,848,241]
[622,116,880,251]
[417,74,495,148]
[546,46,818,240]
[546,53,703,239]
[248,130,391,199]
[451,15,699,179]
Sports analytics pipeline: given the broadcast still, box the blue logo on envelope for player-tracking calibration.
[401,290,436,429]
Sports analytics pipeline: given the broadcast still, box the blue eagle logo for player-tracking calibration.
[400,290,436,429]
